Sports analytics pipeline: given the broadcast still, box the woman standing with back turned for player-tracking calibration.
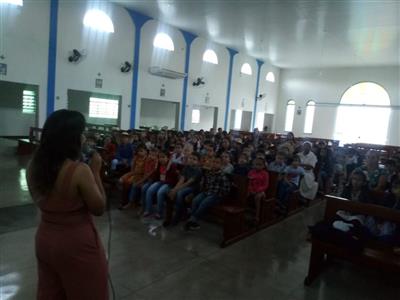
[27,110,108,299]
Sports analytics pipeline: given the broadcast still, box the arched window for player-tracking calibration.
[240,63,252,75]
[83,9,114,33]
[284,100,296,132]
[202,49,218,64]
[153,33,175,51]
[334,82,391,145]
[0,0,23,6]
[304,100,316,134]
[266,72,275,82]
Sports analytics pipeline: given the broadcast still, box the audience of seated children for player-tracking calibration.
[340,170,370,203]
[112,132,134,171]
[181,143,194,166]
[201,141,216,170]
[233,153,251,176]
[385,159,398,189]
[170,143,184,166]
[298,141,319,200]
[138,148,160,213]
[103,136,117,164]
[364,177,400,243]
[184,156,231,231]
[119,145,147,209]
[277,156,305,214]
[268,152,287,173]
[142,151,179,219]
[356,150,388,192]
[169,153,203,225]
[315,141,335,194]
[248,157,270,223]
[221,152,234,175]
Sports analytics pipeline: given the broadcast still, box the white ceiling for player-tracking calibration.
[111,0,400,69]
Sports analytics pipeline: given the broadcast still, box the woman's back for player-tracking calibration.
[28,109,108,300]
[34,160,92,226]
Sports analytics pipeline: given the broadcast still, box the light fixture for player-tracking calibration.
[83,9,114,33]
[0,0,23,6]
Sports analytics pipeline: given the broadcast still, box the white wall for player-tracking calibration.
[189,105,217,131]
[256,62,280,131]
[136,20,186,128]
[228,54,257,129]
[276,66,400,145]
[0,1,50,130]
[54,1,134,129]
[1,2,286,135]
[185,38,229,130]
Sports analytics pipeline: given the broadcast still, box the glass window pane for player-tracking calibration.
[334,82,391,144]
[153,33,175,51]
[304,101,315,134]
[234,110,242,129]
[22,90,36,114]
[89,98,119,119]
[240,63,252,75]
[191,109,200,124]
[284,101,295,132]
[203,49,218,64]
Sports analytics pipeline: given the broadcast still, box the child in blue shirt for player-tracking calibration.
[277,156,305,212]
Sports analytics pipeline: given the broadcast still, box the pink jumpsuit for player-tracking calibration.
[35,162,108,299]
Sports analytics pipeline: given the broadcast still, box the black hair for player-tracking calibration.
[30,110,85,196]
[135,144,147,152]
[191,152,201,161]
[291,155,301,163]
[351,170,367,182]
[159,150,170,157]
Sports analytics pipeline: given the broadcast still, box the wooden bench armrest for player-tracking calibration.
[325,195,400,223]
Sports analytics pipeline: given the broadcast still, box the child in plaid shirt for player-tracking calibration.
[184,156,231,231]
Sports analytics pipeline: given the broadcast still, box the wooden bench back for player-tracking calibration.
[228,174,249,207]
[265,171,279,199]
[324,195,400,224]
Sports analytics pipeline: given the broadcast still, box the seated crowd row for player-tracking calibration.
[82,129,400,233]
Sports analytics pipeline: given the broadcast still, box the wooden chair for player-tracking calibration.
[305,195,400,286]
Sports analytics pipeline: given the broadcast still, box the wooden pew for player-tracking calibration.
[210,174,250,247]
[17,127,42,155]
[304,195,400,286]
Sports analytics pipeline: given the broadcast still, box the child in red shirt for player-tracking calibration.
[138,148,159,213]
[248,157,270,224]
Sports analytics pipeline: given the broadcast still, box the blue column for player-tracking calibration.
[127,10,152,129]
[179,30,197,131]
[251,59,264,131]
[224,48,238,131]
[46,0,59,117]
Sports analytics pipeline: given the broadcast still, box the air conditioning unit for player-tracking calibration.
[148,66,186,79]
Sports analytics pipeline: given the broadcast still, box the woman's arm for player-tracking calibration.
[77,153,106,216]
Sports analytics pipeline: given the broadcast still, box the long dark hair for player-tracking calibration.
[30,109,85,195]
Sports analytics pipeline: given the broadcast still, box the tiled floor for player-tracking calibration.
[0,138,399,299]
